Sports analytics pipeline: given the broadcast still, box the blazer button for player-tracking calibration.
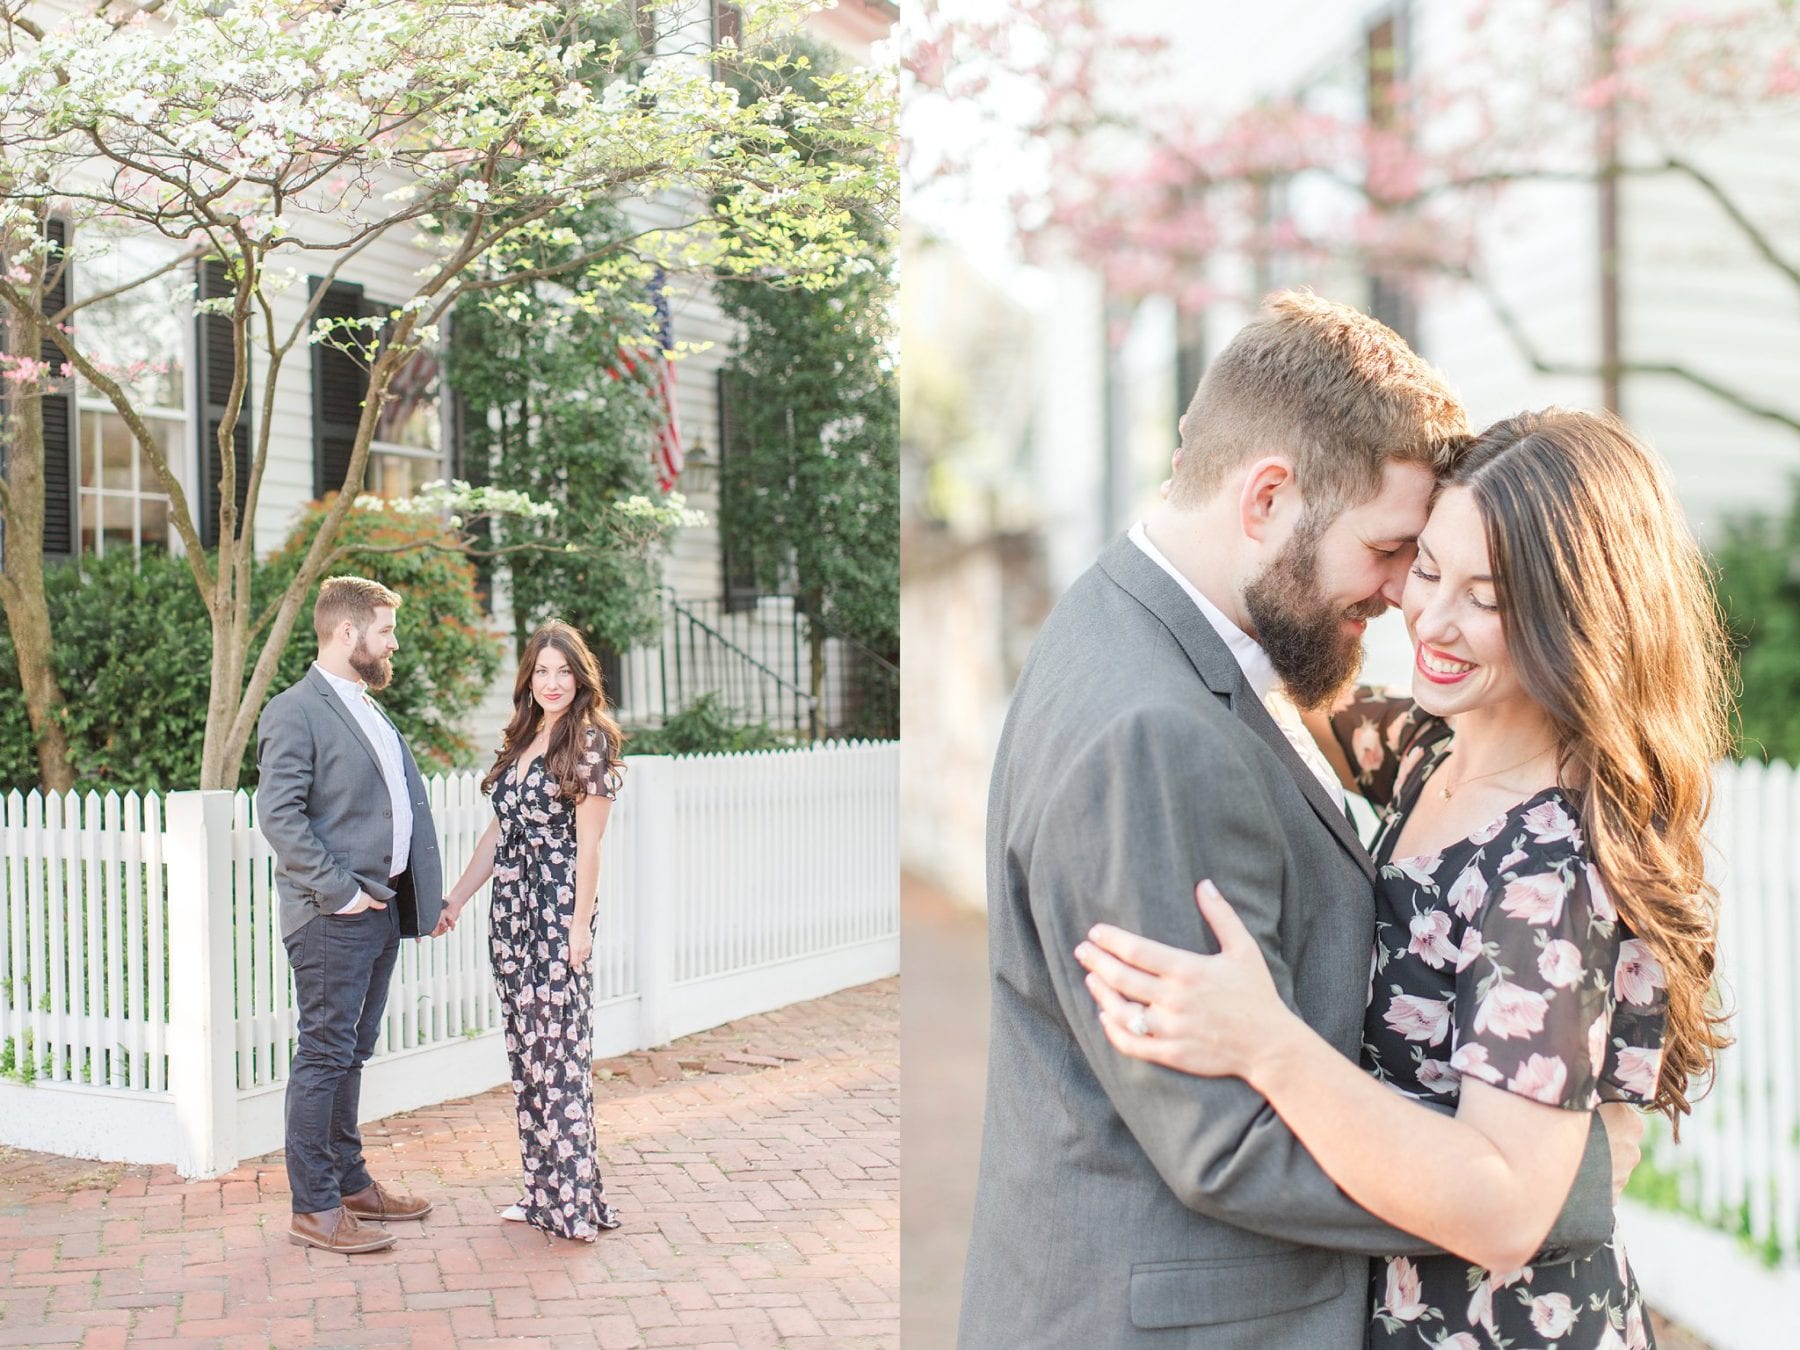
[383,808,393,818]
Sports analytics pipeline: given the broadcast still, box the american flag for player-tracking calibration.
[647,271,683,491]
[602,271,684,491]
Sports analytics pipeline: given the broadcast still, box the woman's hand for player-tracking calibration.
[1074,880,1297,1082]
[568,922,594,972]
[430,895,468,937]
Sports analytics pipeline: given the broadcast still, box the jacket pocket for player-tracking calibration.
[1128,1248,1347,1329]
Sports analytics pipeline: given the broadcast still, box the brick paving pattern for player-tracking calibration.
[0,979,897,1349]
[900,874,1714,1350]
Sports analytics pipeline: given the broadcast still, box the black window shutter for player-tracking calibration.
[196,259,252,551]
[309,276,369,499]
[718,368,758,612]
[41,219,75,558]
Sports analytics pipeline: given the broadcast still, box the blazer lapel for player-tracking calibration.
[305,665,388,784]
[1098,535,1376,882]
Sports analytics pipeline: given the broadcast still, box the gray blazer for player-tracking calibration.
[958,536,1613,1349]
[256,665,445,939]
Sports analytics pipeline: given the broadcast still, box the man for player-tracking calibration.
[258,576,446,1254]
[959,292,1638,1347]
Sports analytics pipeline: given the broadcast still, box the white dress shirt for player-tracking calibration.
[315,662,413,912]
[1128,524,1348,814]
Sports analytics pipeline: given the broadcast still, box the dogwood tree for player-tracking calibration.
[906,0,1800,427]
[0,0,892,789]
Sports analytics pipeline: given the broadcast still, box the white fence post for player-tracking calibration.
[164,791,239,1178]
[632,757,676,1049]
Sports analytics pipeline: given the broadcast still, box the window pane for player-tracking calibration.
[368,449,441,500]
[139,496,171,555]
[77,227,188,411]
[372,347,440,452]
[80,492,98,555]
[138,419,179,489]
[80,420,100,489]
[101,416,132,489]
[102,494,133,555]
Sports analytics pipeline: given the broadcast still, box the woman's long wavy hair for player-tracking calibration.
[1451,409,1733,1125]
[480,621,626,802]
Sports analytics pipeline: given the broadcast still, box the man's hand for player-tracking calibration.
[337,892,388,916]
[430,896,467,937]
[1598,1102,1644,1203]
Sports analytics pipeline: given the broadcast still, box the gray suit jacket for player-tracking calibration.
[256,666,445,939]
[958,536,1613,1349]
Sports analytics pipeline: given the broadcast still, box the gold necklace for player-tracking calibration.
[1436,747,1556,801]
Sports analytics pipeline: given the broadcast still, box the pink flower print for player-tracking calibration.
[1529,1291,1576,1338]
[1397,744,1425,785]
[1614,939,1667,1006]
[1447,865,1487,920]
[1506,1053,1570,1105]
[1521,800,1580,846]
[1473,981,1550,1040]
[1408,910,1459,969]
[1465,1277,1496,1334]
[1385,713,1409,752]
[1384,993,1452,1046]
[1415,1058,1461,1094]
[1450,1042,1505,1084]
[1537,938,1584,988]
[1614,1045,1663,1098]
[1497,846,1529,872]
[1589,1014,1609,1078]
[1587,865,1618,924]
[1381,1257,1428,1322]
[1439,1335,1482,1350]
[1499,872,1568,927]
[1596,1323,1627,1350]
[1390,853,1443,887]
[1352,718,1385,772]
[1625,1305,1648,1350]
[1455,926,1484,973]
[1467,812,1507,845]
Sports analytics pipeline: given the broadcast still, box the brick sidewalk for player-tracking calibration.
[0,980,897,1349]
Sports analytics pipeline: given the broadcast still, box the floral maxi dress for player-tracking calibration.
[490,727,622,1240]
[1330,689,1667,1350]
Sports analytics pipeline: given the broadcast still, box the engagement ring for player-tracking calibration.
[1127,1008,1151,1038]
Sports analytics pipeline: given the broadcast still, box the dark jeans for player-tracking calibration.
[281,893,401,1215]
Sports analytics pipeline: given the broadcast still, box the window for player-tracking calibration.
[75,230,188,558]
[367,342,444,499]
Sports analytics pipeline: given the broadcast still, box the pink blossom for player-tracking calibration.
[1499,872,1568,927]
[1455,926,1484,973]
[1521,799,1580,845]
[1530,1291,1576,1338]
[1537,939,1584,988]
[1467,813,1507,845]
[1472,982,1549,1040]
[1384,993,1452,1046]
[1497,846,1529,872]
[1451,1042,1505,1085]
[1614,1045,1663,1098]
[1447,865,1488,920]
[1439,1335,1482,1350]
[1626,1305,1648,1350]
[1385,713,1409,751]
[1408,910,1459,969]
[1589,1014,1609,1078]
[1380,1256,1428,1322]
[1507,1053,1570,1105]
[1466,1276,1496,1333]
[1587,866,1618,923]
[1614,939,1667,1006]
[1415,1058,1461,1094]
[1389,853,1443,887]
[1352,718,1384,771]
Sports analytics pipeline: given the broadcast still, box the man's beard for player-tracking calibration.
[1243,521,1383,710]
[349,636,393,691]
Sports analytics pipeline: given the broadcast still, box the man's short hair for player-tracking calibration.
[313,576,402,645]
[1170,290,1471,515]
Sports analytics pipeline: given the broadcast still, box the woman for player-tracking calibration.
[1077,411,1730,1348]
[436,620,626,1241]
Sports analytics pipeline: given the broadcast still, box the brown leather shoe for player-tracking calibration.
[288,1205,396,1253]
[341,1180,433,1223]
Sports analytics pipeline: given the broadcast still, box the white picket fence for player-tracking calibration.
[0,743,898,1177]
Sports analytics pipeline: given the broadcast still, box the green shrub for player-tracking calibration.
[1713,484,1800,763]
[0,500,502,793]
[625,694,791,756]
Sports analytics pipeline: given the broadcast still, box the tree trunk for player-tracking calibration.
[0,301,76,792]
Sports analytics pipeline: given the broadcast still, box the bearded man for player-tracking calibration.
[257,576,445,1254]
[958,292,1635,1348]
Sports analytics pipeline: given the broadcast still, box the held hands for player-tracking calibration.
[430,896,468,937]
[1074,880,1294,1083]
